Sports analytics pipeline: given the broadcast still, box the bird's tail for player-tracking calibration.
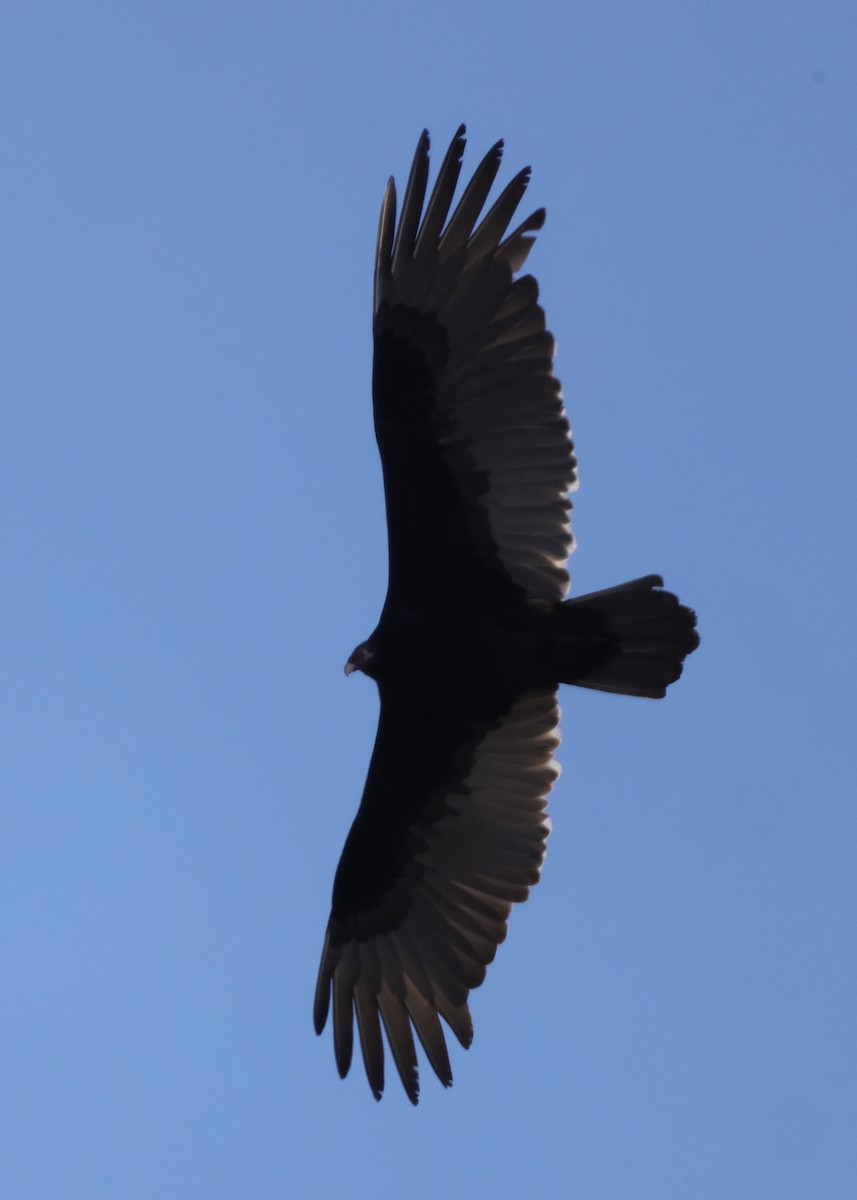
[549,575,699,699]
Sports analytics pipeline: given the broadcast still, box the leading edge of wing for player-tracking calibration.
[313,687,560,1104]
[372,127,578,605]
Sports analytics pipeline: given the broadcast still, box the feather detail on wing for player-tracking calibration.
[373,126,577,604]
[314,688,560,1104]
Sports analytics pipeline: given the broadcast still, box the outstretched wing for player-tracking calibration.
[314,686,560,1104]
[373,126,577,606]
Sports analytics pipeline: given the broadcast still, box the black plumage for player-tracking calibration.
[314,126,699,1104]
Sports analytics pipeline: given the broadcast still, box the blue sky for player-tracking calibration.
[2,2,855,1196]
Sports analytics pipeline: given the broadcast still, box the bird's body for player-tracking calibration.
[314,127,699,1104]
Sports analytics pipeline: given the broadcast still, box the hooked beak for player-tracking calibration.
[345,641,372,677]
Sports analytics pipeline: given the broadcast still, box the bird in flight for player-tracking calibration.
[314,126,699,1104]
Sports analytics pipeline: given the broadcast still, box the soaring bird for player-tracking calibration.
[313,126,698,1104]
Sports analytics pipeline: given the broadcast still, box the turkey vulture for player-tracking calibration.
[313,126,698,1104]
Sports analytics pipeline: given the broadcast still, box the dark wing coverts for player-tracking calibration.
[314,128,576,1102]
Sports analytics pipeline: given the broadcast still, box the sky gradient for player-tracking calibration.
[2,3,855,1197]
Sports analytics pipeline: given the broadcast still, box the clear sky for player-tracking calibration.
[2,2,855,1197]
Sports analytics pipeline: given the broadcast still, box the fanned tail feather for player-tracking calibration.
[556,575,699,699]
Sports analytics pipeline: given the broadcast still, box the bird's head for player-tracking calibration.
[344,639,377,678]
